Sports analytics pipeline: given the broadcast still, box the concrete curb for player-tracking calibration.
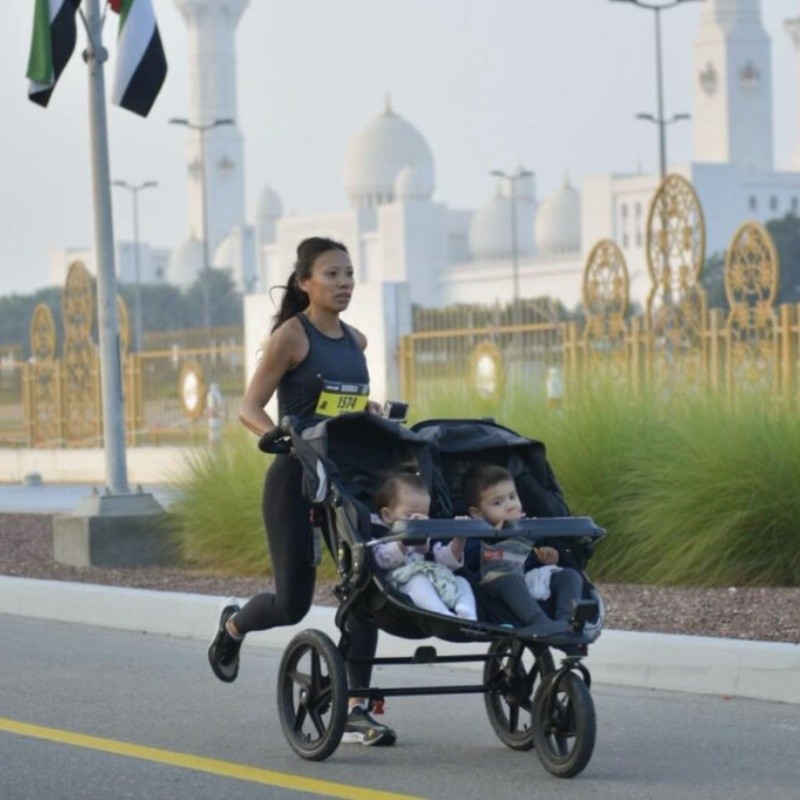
[2,575,798,704]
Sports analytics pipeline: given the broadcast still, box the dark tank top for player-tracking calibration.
[277,313,370,428]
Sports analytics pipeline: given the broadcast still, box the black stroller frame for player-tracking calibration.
[260,413,606,779]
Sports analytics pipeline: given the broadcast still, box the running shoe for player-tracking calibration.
[341,706,397,747]
[207,603,242,683]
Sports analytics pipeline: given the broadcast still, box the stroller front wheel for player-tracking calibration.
[483,639,555,751]
[531,669,596,778]
[277,629,348,761]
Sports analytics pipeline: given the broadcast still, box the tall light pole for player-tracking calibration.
[169,117,234,330]
[490,166,533,325]
[610,0,700,178]
[112,180,157,352]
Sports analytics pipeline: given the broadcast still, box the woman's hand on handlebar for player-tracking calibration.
[258,426,291,454]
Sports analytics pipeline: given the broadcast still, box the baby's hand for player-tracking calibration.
[534,546,559,565]
[408,512,429,520]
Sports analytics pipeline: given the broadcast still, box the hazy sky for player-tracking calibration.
[1,0,799,296]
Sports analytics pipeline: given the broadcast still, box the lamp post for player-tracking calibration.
[490,167,533,325]
[610,0,700,178]
[112,180,157,352]
[169,117,234,329]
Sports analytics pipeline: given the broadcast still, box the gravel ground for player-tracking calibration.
[2,512,799,644]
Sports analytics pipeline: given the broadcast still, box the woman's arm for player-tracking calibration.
[238,320,306,436]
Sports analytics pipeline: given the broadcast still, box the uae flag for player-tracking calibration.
[110,0,167,117]
[26,0,82,108]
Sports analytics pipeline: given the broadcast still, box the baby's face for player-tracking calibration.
[381,485,430,524]
[474,479,523,528]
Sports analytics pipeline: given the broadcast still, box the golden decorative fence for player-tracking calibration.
[400,174,800,410]
[3,175,800,444]
[0,261,245,447]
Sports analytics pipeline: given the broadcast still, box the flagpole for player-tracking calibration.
[83,0,130,495]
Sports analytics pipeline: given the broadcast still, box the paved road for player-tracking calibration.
[2,616,798,800]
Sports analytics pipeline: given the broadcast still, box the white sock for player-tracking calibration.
[225,618,244,640]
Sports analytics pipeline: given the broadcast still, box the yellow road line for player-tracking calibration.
[0,716,424,800]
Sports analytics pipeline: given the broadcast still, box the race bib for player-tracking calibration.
[315,379,370,417]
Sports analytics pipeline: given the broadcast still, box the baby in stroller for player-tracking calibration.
[371,473,477,620]
[462,463,586,636]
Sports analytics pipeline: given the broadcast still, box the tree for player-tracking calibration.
[185,268,243,328]
[0,287,63,357]
[766,212,800,305]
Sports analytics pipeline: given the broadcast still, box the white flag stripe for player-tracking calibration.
[48,0,63,22]
[111,0,156,104]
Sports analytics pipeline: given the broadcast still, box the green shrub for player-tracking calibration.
[170,382,800,588]
[169,425,338,579]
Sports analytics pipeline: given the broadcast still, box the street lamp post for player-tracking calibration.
[169,117,234,330]
[490,167,533,325]
[610,0,700,178]
[112,180,157,352]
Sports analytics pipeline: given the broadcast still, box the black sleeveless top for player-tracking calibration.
[277,313,370,428]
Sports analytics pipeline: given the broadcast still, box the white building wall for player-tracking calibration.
[376,200,448,306]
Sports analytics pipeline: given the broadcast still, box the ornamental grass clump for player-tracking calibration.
[170,427,270,575]
[617,392,800,586]
[169,426,339,579]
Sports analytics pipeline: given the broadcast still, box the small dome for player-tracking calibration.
[394,165,433,201]
[344,97,435,209]
[535,179,581,255]
[213,231,238,270]
[168,235,203,288]
[256,184,283,220]
[469,183,536,260]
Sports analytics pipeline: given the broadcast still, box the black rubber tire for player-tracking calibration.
[277,629,348,761]
[483,639,555,751]
[531,670,596,778]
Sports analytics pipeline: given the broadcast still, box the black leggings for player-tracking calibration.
[234,455,378,689]
[477,568,584,627]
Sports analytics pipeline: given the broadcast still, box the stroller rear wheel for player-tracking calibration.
[483,639,555,751]
[277,629,348,761]
[531,670,596,778]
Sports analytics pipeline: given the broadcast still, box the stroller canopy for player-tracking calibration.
[412,418,570,519]
[296,413,432,511]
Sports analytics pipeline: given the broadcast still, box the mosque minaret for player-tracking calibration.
[170,0,249,287]
[694,0,773,170]
[786,10,800,171]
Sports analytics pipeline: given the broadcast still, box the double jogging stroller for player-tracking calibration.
[259,412,606,778]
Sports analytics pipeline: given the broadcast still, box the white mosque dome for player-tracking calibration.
[394,165,432,201]
[469,183,536,260]
[168,234,203,288]
[256,184,283,220]
[213,230,238,270]
[344,98,435,209]
[535,179,581,255]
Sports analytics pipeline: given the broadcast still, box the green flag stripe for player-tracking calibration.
[118,0,132,29]
[26,0,80,107]
[26,0,55,85]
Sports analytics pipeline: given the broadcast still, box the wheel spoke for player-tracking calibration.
[308,707,326,738]
[288,668,311,693]
[292,705,308,734]
[310,650,322,692]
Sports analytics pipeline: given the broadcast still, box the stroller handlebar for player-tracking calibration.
[368,516,606,545]
[257,416,295,454]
